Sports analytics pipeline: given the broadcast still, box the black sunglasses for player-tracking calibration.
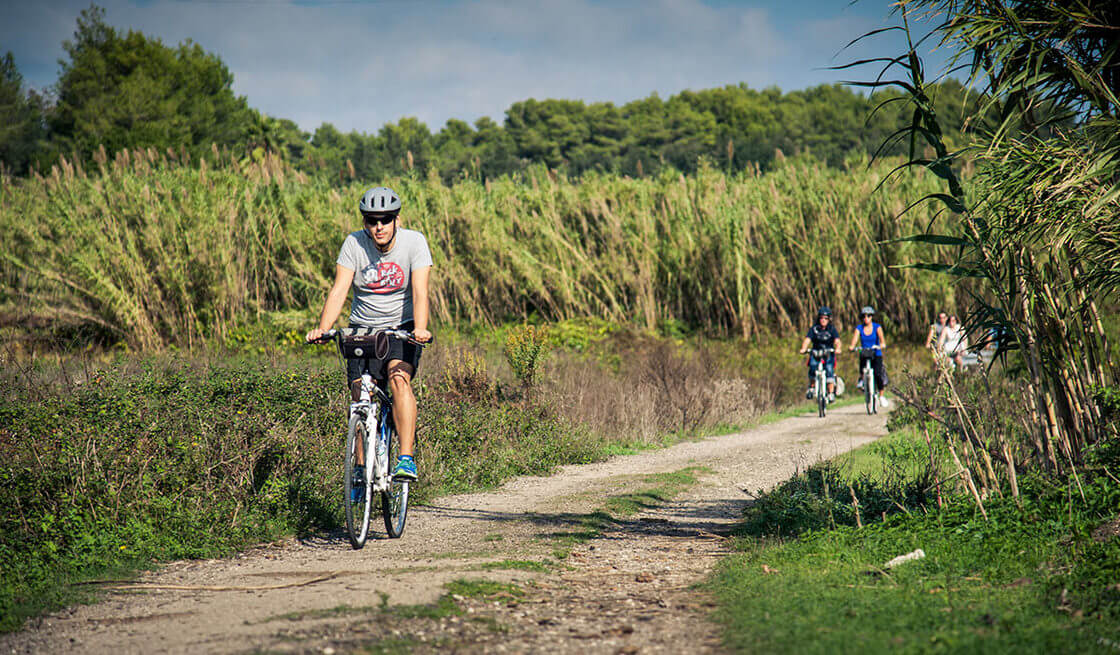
[363,213,397,226]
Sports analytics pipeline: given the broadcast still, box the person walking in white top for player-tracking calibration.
[938,315,968,368]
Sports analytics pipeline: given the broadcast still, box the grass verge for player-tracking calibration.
[711,432,1120,653]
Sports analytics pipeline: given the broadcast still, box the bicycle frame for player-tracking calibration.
[310,327,426,546]
[356,373,411,496]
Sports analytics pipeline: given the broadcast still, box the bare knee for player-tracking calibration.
[387,364,414,397]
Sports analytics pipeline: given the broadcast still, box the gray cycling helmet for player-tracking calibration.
[861,306,876,316]
[818,306,832,317]
[359,187,401,214]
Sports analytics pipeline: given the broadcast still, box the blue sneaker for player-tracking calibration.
[392,456,417,481]
[350,464,366,503]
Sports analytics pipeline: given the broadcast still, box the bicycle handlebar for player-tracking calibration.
[306,329,435,347]
[801,347,835,357]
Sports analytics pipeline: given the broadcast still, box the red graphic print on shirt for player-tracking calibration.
[362,262,405,294]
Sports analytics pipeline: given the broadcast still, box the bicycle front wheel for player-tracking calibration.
[866,367,877,415]
[864,370,872,415]
[382,419,409,539]
[344,413,373,549]
[817,376,827,418]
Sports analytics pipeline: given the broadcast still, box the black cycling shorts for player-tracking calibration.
[345,322,422,384]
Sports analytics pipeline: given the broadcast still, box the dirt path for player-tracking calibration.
[3,403,885,654]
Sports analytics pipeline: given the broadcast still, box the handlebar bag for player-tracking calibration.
[338,328,389,361]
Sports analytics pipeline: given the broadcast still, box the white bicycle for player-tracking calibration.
[806,347,835,418]
[310,328,429,548]
[858,346,882,415]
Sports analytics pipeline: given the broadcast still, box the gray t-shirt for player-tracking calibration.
[336,228,433,329]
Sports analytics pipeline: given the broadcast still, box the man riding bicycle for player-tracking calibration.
[848,305,890,408]
[306,186,433,481]
[799,306,841,402]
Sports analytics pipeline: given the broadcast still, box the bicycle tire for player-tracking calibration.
[817,374,826,418]
[381,414,409,539]
[863,365,871,415]
[869,364,878,414]
[344,413,373,549]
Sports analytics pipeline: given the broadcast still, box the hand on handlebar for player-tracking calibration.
[305,328,337,344]
[413,328,433,344]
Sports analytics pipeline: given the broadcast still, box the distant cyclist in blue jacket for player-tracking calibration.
[848,305,890,408]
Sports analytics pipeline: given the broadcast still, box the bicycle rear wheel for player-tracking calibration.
[381,417,409,539]
[344,413,373,549]
[817,375,826,417]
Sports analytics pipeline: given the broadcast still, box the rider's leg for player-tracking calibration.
[806,355,817,398]
[873,356,888,391]
[387,360,417,457]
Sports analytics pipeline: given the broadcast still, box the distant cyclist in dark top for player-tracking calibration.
[848,305,890,408]
[799,306,842,402]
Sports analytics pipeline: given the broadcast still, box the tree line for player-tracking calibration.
[1,5,979,182]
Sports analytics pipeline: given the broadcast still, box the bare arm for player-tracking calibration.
[411,265,432,342]
[848,329,859,351]
[799,336,811,353]
[306,265,354,341]
[877,326,887,350]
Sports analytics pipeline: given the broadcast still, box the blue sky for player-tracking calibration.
[0,0,958,134]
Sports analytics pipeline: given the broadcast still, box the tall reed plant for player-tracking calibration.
[1,145,955,349]
[847,2,1120,494]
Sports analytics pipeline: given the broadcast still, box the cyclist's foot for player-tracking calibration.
[856,379,864,390]
[827,392,836,403]
[879,395,890,408]
[392,455,418,481]
[351,464,366,503]
[806,388,814,399]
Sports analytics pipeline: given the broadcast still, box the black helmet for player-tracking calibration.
[818,306,832,317]
[861,306,875,316]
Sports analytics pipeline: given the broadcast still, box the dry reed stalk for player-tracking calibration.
[849,484,863,528]
[923,426,944,508]
[945,436,988,519]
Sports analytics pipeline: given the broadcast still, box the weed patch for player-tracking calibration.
[445,579,524,600]
[474,560,552,573]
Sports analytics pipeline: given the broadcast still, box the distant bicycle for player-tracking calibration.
[859,346,881,414]
[309,328,431,548]
[806,347,835,418]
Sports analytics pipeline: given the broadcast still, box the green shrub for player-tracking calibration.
[503,324,550,396]
[0,355,342,632]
